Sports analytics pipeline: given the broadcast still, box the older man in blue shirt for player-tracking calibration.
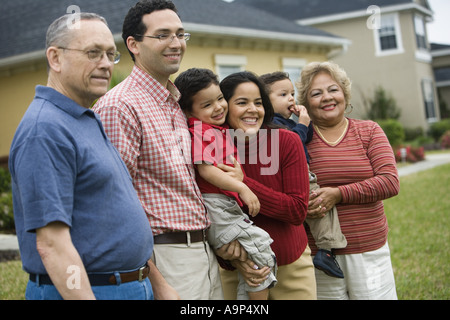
[9,13,176,300]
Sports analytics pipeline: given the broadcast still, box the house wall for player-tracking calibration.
[0,40,328,158]
[311,10,438,131]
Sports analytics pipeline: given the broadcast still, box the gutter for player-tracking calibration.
[0,27,350,70]
[297,3,433,26]
[183,22,351,48]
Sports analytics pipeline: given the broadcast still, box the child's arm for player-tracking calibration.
[197,163,260,217]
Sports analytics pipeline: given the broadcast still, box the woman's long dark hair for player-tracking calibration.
[220,71,274,128]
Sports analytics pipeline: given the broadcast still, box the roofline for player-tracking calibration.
[0,27,350,69]
[436,80,450,88]
[431,48,450,58]
[183,22,351,47]
[0,50,45,69]
[297,3,433,26]
[0,34,124,69]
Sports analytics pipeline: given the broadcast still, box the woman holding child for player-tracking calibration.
[216,71,316,300]
[296,61,400,299]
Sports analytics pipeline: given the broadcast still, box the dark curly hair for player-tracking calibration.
[122,0,178,61]
[174,68,219,114]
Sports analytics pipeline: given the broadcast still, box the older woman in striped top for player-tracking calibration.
[296,61,400,300]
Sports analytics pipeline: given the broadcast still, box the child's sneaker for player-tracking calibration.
[313,249,344,278]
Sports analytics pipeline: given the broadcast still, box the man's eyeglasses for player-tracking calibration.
[58,47,121,64]
[136,33,191,43]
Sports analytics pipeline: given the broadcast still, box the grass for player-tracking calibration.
[385,162,450,300]
[0,158,449,300]
[0,260,27,300]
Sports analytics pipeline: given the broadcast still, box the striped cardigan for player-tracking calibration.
[307,118,400,255]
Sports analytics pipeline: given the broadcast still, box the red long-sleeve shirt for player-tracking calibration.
[239,128,310,266]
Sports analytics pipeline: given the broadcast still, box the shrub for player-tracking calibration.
[0,167,11,193]
[404,126,424,142]
[366,86,401,120]
[440,130,450,149]
[0,168,14,232]
[0,192,14,232]
[394,145,425,163]
[377,119,405,147]
[429,119,450,142]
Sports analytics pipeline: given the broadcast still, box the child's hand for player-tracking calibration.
[239,186,260,217]
[289,104,301,117]
[295,105,311,126]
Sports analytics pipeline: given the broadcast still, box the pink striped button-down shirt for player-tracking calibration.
[93,66,208,235]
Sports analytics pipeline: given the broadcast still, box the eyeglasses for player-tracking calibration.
[136,33,191,43]
[58,47,121,64]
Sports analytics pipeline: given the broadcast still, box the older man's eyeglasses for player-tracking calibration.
[136,33,191,43]
[58,47,121,64]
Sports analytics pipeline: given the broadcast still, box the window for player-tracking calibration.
[374,13,404,56]
[414,14,431,62]
[282,58,306,99]
[422,78,437,121]
[414,15,427,50]
[214,54,247,80]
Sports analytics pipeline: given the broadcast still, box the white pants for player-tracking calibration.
[315,242,397,300]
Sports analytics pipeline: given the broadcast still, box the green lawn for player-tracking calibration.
[384,162,450,300]
[1,162,449,300]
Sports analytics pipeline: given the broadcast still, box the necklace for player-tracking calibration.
[314,118,348,146]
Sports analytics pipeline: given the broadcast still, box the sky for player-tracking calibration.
[427,0,450,45]
[223,0,449,45]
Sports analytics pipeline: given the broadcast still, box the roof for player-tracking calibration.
[430,42,450,59]
[431,43,450,51]
[0,0,343,62]
[236,0,431,21]
[434,67,450,84]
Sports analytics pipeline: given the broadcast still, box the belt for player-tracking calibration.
[29,263,150,286]
[153,230,207,245]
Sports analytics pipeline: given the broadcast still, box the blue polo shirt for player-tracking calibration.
[9,86,153,275]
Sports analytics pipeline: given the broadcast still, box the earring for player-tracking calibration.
[345,104,353,115]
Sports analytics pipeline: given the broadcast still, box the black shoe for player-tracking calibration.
[313,249,344,278]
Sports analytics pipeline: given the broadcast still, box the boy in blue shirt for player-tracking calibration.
[261,71,347,278]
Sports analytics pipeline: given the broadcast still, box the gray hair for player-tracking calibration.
[296,61,352,108]
[46,13,108,49]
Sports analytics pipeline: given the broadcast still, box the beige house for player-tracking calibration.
[239,0,440,131]
[0,0,348,166]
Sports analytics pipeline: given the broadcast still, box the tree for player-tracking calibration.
[365,85,401,120]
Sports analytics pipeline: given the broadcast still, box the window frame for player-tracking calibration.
[373,12,404,57]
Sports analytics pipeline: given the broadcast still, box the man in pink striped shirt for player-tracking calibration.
[92,0,223,299]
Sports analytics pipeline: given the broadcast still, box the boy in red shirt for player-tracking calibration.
[175,68,277,300]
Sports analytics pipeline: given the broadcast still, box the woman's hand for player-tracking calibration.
[231,259,271,287]
[217,156,244,182]
[308,187,342,218]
